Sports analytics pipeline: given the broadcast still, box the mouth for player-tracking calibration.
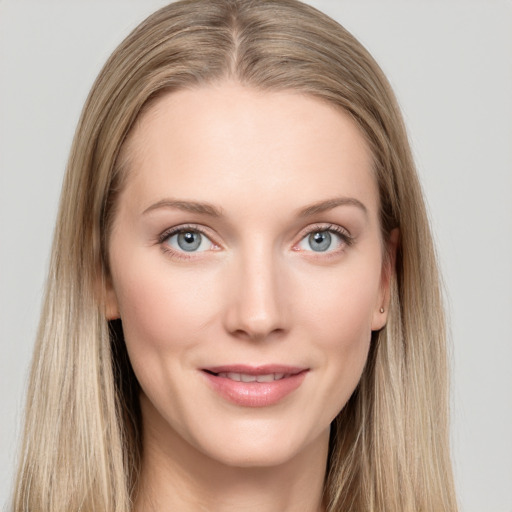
[201,365,308,407]
[206,371,290,383]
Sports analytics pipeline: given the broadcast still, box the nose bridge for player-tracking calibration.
[225,237,285,339]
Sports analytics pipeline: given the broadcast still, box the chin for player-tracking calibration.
[190,419,329,470]
[209,443,296,469]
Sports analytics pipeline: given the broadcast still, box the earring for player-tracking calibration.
[379,307,385,313]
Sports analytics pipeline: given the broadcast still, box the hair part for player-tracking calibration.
[12,1,457,511]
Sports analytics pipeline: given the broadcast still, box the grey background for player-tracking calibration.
[1,1,511,510]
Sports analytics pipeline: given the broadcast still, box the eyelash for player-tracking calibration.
[157,223,354,260]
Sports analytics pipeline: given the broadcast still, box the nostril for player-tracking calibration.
[229,326,286,342]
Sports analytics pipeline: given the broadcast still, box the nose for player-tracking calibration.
[223,245,287,342]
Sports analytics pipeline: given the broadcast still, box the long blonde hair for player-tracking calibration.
[12,1,457,510]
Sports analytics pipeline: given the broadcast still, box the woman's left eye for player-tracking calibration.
[297,227,350,253]
[163,229,215,253]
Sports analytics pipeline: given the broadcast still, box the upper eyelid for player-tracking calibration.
[158,224,214,242]
[296,222,352,239]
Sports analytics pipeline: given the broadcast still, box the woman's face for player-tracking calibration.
[107,82,392,468]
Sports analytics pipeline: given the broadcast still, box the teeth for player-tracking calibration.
[256,374,274,382]
[217,372,288,382]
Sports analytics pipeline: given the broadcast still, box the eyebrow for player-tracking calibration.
[142,199,223,217]
[298,197,368,217]
[142,196,367,218]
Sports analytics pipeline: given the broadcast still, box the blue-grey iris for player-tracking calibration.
[308,231,331,252]
[177,231,202,251]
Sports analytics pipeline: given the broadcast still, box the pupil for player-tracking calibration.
[184,232,195,243]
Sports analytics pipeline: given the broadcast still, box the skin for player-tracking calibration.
[106,82,395,512]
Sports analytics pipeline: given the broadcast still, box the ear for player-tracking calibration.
[371,228,399,331]
[96,269,120,320]
[104,273,121,320]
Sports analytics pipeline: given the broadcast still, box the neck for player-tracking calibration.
[134,395,329,512]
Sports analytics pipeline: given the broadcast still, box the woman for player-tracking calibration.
[12,0,458,510]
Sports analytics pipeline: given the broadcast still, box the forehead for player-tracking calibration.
[119,82,378,216]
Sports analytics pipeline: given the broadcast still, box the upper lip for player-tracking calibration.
[203,364,308,376]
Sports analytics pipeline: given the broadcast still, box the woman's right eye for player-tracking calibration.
[163,229,216,253]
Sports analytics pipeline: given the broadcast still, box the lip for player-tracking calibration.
[201,365,308,407]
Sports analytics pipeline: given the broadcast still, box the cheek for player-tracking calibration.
[298,259,381,343]
[110,252,220,365]
[294,257,381,401]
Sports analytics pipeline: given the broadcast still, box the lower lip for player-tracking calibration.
[202,371,308,407]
